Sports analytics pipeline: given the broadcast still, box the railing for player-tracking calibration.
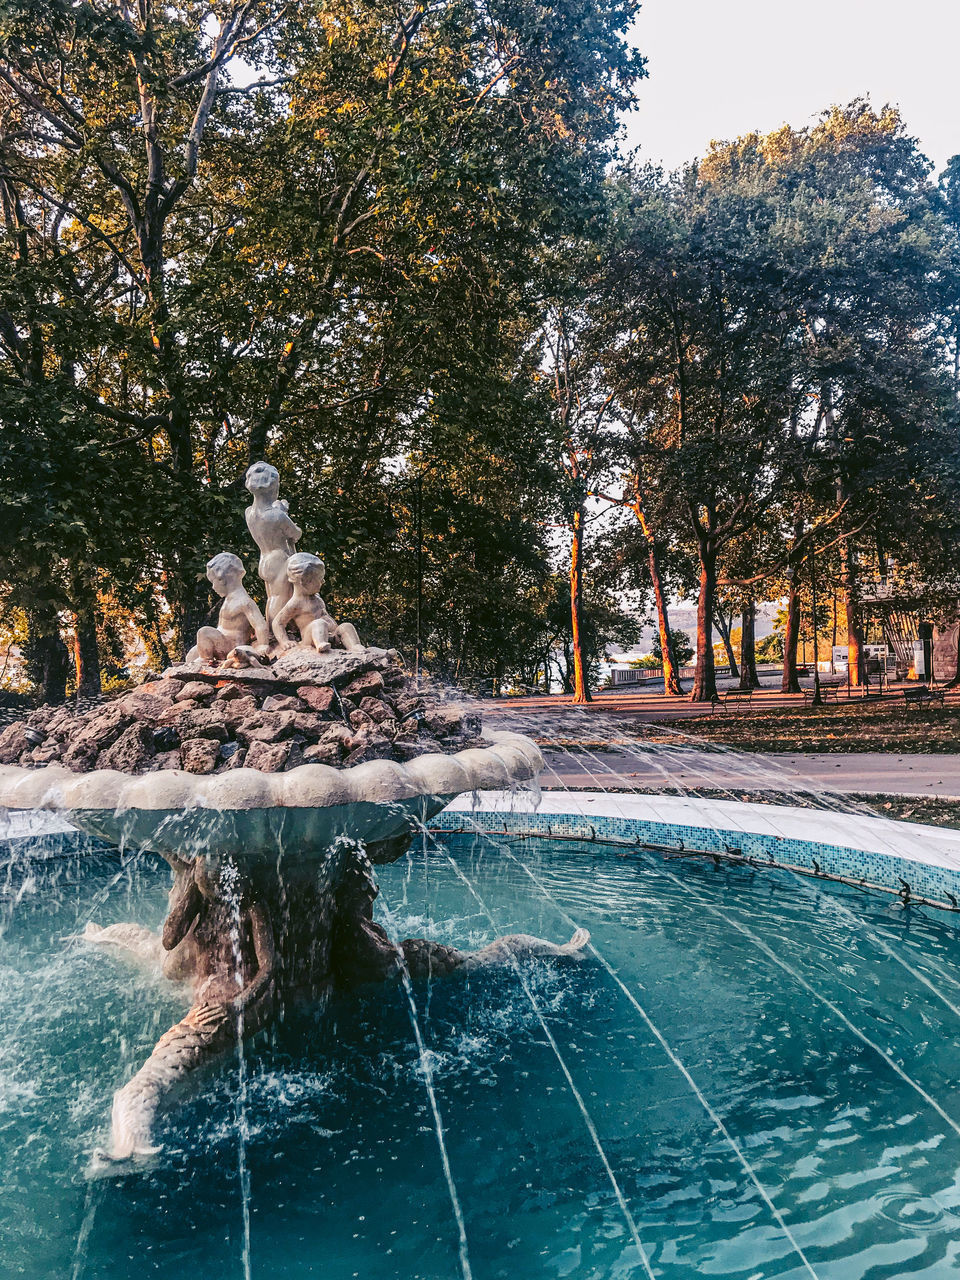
[609,663,782,687]
[610,664,721,685]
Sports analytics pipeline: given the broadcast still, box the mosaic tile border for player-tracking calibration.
[430,803,960,907]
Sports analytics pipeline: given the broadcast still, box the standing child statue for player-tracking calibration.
[244,460,302,629]
[272,552,363,653]
[186,552,270,664]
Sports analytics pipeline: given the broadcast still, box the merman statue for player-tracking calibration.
[185,552,270,664]
[272,552,364,653]
[244,460,302,629]
[87,857,276,1162]
[85,844,587,1163]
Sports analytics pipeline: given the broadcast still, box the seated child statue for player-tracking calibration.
[186,552,270,664]
[271,552,363,653]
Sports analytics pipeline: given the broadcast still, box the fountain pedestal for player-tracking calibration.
[0,725,543,1161]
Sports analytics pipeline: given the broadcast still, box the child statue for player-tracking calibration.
[244,460,302,628]
[186,552,270,663]
[271,552,363,653]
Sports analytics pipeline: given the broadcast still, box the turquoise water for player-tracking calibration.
[4,825,960,1278]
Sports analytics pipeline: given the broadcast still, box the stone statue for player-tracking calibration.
[183,461,370,668]
[272,552,363,653]
[91,856,277,1162]
[330,851,591,984]
[244,460,302,628]
[44,453,546,1164]
[185,553,270,664]
[86,843,587,1163]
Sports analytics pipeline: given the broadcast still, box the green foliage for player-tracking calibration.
[1,0,957,707]
[755,631,783,663]
[0,0,644,693]
[651,628,693,667]
[575,102,960,697]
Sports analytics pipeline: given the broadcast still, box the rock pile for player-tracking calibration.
[0,657,483,776]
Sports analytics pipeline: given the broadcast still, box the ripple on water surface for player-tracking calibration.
[3,825,960,1277]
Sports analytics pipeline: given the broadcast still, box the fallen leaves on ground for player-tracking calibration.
[645,702,960,754]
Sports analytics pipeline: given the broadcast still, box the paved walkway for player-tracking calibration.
[535,747,960,799]
[479,680,960,799]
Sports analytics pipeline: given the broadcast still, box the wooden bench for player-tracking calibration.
[710,689,755,713]
[902,685,945,710]
[802,679,843,704]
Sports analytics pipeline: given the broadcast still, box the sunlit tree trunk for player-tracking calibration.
[27,611,69,706]
[637,504,683,696]
[569,508,592,704]
[650,548,684,695]
[73,603,102,698]
[714,609,739,679]
[831,591,838,657]
[691,539,718,703]
[948,611,960,690]
[841,538,864,687]
[617,484,685,696]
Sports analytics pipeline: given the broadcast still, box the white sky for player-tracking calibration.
[622,0,960,174]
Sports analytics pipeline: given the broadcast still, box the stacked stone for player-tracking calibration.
[0,662,482,776]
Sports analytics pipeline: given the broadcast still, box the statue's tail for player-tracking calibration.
[560,928,590,955]
[82,921,164,967]
[106,1010,233,1160]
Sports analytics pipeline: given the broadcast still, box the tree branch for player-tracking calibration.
[0,169,145,286]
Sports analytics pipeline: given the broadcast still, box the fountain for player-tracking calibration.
[0,462,549,1164]
[6,474,960,1277]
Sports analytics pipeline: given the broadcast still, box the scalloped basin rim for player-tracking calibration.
[0,733,542,864]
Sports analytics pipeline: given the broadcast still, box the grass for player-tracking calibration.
[645,699,960,754]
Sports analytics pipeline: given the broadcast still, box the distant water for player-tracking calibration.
[4,824,960,1278]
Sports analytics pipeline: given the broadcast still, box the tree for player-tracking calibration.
[652,627,693,668]
[0,0,645,696]
[740,105,951,688]
[596,162,795,701]
[593,103,956,707]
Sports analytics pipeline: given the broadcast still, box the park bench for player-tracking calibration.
[709,688,754,713]
[802,678,844,704]
[902,684,945,711]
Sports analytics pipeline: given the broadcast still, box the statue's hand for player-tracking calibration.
[189,1001,231,1032]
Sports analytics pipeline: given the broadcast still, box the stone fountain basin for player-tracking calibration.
[0,731,541,865]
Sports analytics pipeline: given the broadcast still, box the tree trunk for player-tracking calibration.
[73,603,102,698]
[569,509,591,704]
[691,542,718,703]
[714,609,739,679]
[831,592,838,659]
[739,599,760,690]
[139,590,172,672]
[781,572,802,693]
[559,642,573,694]
[172,569,215,663]
[841,538,864,687]
[26,613,69,706]
[648,540,684,695]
